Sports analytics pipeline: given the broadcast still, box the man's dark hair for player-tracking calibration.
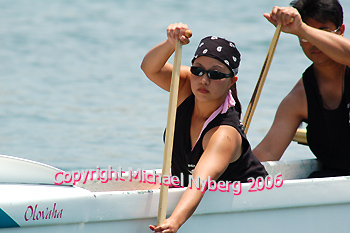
[290,0,343,28]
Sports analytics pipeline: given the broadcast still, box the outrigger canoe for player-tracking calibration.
[1,154,350,232]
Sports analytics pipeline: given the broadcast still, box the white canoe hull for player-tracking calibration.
[1,155,349,232]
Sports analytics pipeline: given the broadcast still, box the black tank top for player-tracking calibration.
[171,94,267,186]
[303,65,350,173]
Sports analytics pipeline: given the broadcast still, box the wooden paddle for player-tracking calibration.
[157,30,192,226]
[293,128,308,145]
[242,23,283,134]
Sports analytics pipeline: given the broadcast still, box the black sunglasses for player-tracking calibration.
[190,66,234,80]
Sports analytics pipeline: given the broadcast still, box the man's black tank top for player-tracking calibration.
[171,94,267,186]
[303,65,350,174]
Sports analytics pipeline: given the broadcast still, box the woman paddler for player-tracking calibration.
[141,23,267,233]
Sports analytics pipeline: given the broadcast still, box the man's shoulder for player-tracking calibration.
[284,78,306,102]
[279,78,308,120]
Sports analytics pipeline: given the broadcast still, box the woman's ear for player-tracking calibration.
[230,76,238,86]
[340,24,345,36]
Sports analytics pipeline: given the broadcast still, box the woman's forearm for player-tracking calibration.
[167,186,205,229]
[141,39,175,76]
[141,39,178,91]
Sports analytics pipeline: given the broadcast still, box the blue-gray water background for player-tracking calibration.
[1,0,349,171]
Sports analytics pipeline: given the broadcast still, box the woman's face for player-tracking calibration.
[190,56,237,103]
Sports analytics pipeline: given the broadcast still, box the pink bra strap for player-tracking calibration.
[191,90,236,151]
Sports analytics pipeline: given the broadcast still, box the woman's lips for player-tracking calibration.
[198,87,209,94]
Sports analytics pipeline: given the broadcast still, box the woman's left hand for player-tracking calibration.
[149,218,180,233]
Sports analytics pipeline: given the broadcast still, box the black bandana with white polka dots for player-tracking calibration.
[191,36,241,76]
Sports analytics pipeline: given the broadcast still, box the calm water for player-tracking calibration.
[1,0,349,171]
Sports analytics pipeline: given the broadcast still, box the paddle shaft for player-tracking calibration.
[242,24,282,134]
[157,30,192,225]
[293,128,308,145]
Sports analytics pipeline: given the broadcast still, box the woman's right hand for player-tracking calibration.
[166,23,191,46]
[141,22,192,96]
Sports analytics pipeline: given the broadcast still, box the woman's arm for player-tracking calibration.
[264,6,350,67]
[150,125,242,232]
[141,23,192,97]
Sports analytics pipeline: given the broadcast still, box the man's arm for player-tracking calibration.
[264,6,350,67]
[253,79,307,161]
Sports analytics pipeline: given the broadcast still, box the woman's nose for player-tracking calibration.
[199,73,210,84]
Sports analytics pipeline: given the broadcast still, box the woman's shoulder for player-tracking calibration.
[202,107,244,147]
[177,68,193,107]
[206,107,242,132]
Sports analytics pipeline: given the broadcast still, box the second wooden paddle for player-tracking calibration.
[242,24,283,134]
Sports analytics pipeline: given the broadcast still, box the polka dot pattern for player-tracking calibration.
[192,36,241,76]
